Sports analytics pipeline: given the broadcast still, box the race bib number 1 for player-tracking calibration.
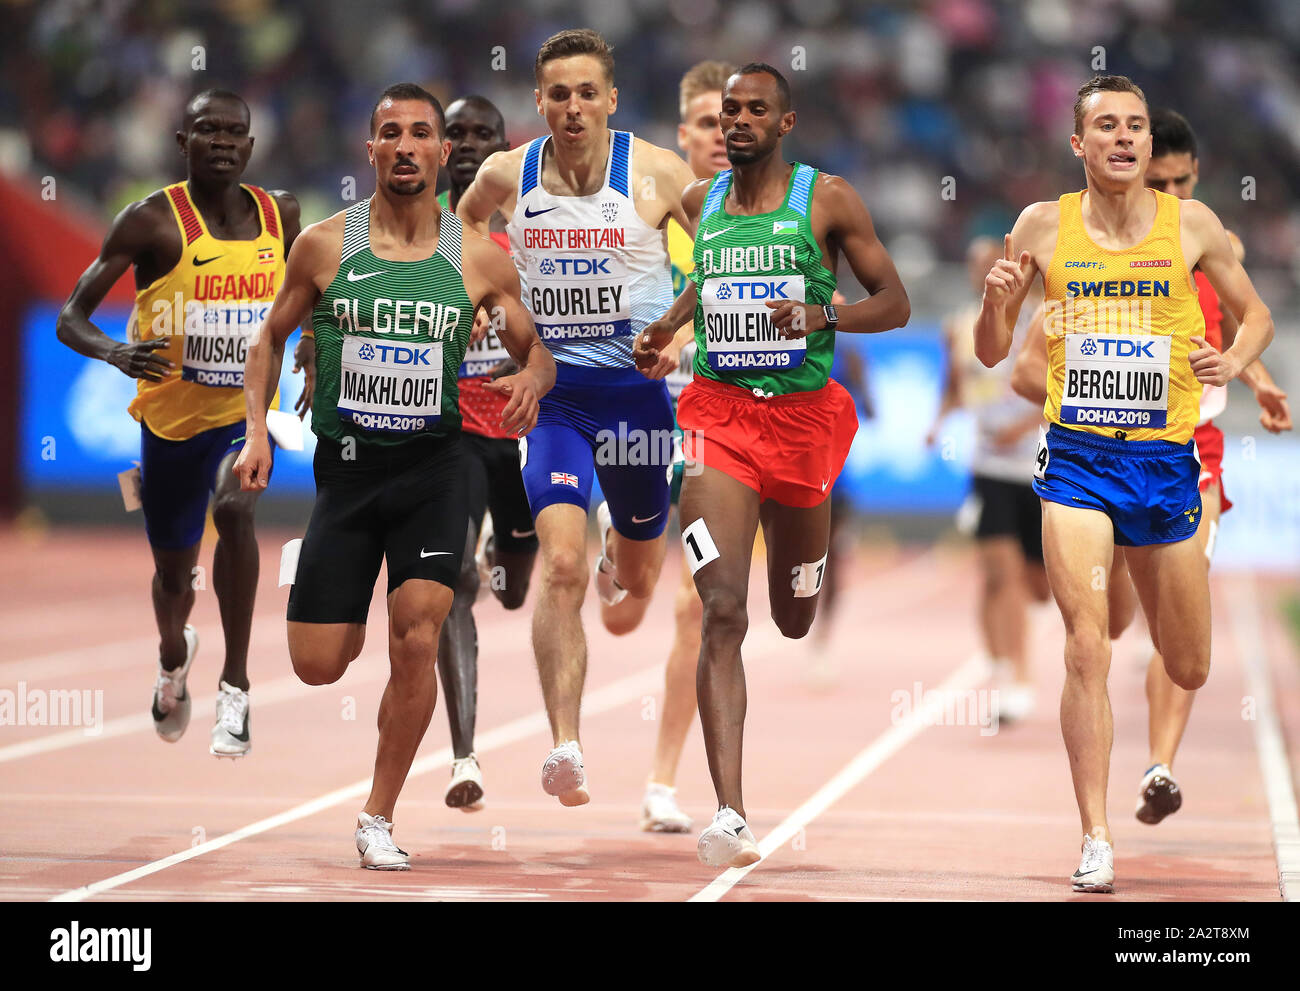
[337,336,443,433]
[1060,332,1170,429]
[702,275,806,371]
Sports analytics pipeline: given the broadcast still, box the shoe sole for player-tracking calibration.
[640,816,692,833]
[361,859,411,871]
[446,779,485,810]
[210,745,250,759]
[1072,880,1115,893]
[1136,776,1182,824]
[542,753,585,798]
[697,832,761,868]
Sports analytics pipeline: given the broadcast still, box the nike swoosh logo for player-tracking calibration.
[346,269,386,282]
[229,714,250,742]
[631,512,662,524]
[420,549,452,558]
[821,479,829,492]
[524,205,558,218]
[701,226,736,241]
[510,528,536,539]
[194,255,223,266]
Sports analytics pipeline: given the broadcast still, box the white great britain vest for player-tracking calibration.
[508,130,674,368]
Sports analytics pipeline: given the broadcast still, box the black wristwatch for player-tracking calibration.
[822,304,839,329]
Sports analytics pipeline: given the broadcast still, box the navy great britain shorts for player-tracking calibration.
[1031,423,1201,547]
[520,362,674,541]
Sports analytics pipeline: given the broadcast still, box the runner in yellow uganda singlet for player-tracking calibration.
[128,181,284,440]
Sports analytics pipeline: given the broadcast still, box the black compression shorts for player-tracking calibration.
[287,433,468,624]
[973,474,1043,564]
[463,432,537,554]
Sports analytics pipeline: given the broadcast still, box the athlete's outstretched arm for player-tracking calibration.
[973,204,1047,367]
[464,236,555,436]
[235,221,333,489]
[767,175,909,340]
[56,199,175,380]
[1010,303,1050,406]
[1184,200,1273,387]
[456,150,514,235]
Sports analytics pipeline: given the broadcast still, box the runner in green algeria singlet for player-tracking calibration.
[312,198,474,444]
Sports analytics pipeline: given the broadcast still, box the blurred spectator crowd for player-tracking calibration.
[2,0,1298,312]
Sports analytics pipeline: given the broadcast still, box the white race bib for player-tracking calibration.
[458,320,512,378]
[527,252,632,342]
[180,300,268,387]
[337,335,443,433]
[1060,332,1169,430]
[701,274,806,371]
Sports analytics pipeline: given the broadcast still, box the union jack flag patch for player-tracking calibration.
[550,472,579,487]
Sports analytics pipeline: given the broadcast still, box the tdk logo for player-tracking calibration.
[366,344,433,365]
[1064,261,1103,269]
[715,280,790,301]
[1085,337,1156,358]
[546,258,612,276]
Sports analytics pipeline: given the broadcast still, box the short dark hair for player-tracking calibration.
[1149,108,1197,160]
[446,95,506,141]
[732,61,792,113]
[535,28,615,86]
[1073,74,1147,135]
[183,89,249,129]
[371,83,445,137]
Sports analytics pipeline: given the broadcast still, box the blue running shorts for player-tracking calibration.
[520,362,673,541]
[1031,424,1201,547]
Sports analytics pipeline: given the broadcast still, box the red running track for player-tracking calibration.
[0,525,1297,901]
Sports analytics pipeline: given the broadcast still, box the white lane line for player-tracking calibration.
[49,663,665,902]
[1225,575,1300,902]
[689,653,987,903]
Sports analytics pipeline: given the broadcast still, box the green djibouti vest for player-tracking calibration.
[690,163,837,395]
[312,199,473,445]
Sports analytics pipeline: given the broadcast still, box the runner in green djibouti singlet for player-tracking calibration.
[690,161,838,396]
[634,63,910,869]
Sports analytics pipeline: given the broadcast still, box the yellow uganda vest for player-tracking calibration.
[127,182,284,440]
[1042,189,1203,444]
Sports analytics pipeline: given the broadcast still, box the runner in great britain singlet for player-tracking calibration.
[507,129,676,539]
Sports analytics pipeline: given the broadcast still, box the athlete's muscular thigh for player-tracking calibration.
[760,497,832,640]
[679,466,760,612]
[1040,500,1114,639]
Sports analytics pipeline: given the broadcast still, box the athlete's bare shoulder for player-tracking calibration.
[810,172,865,214]
[267,189,301,222]
[116,188,179,245]
[479,145,528,188]
[288,210,345,288]
[634,138,697,195]
[1010,200,1060,266]
[681,177,712,221]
